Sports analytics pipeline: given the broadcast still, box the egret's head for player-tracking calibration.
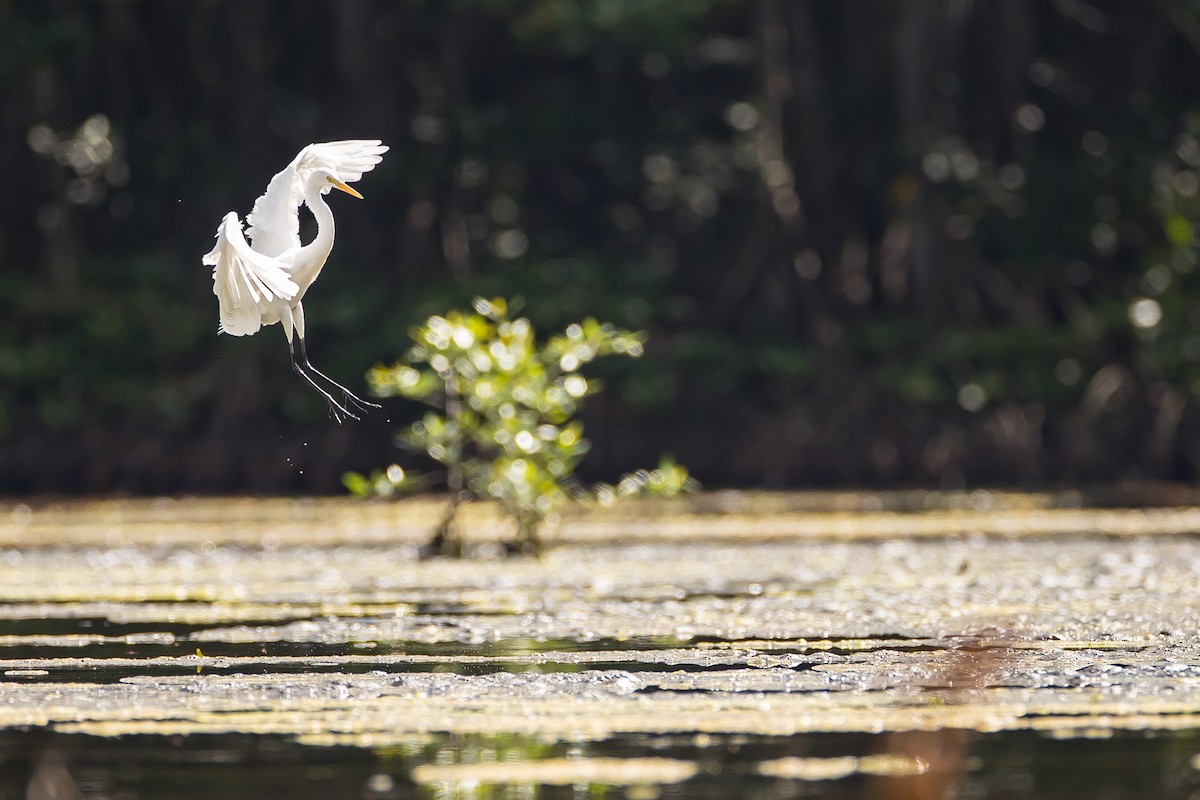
[327,174,363,199]
[317,170,363,199]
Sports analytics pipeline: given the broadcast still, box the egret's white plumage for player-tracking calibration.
[203,139,388,421]
[207,212,299,336]
[246,140,387,258]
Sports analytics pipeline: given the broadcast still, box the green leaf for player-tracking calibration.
[341,471,373,498]
[1166,215,1195,248]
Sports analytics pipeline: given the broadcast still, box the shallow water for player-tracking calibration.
[3,492,1200,798]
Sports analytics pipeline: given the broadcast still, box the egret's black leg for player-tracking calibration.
[289,339,357,423]
[296,336,380,413]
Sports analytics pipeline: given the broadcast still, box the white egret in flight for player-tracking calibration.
[203,139,388,422]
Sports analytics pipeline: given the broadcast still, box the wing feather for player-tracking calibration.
[203,212,299,336]
[245,140,388,258]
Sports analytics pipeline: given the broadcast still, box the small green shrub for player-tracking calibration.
[347,297,696,554]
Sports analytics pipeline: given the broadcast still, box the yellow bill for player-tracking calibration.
[328,177,364,199]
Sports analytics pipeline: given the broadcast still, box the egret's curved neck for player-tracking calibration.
[294,179,336,290]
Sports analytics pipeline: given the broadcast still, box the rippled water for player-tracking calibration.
[2,493,1200,798]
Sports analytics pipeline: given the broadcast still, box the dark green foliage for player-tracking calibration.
[7,3,1200,491]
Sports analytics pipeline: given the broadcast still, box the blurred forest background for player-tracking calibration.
[6,0,1200,494]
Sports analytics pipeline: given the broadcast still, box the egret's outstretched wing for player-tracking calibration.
[244,140,388,258]
[203,212,299,336]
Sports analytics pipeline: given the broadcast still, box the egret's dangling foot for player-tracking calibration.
[288,339,358,423]
[295,336,380,415]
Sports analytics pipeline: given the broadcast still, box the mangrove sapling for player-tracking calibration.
[345,297,695,555]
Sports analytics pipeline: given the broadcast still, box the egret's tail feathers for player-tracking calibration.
[206,212,298,336]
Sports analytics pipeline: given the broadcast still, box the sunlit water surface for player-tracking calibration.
[2,492,1200,799]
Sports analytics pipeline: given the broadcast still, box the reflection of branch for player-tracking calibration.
[27,751,84,800]
[870,640,1011,800]
[1154,0,1200,58]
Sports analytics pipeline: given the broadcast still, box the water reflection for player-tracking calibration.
[5,495,1200,797]
[4,730,1200,800]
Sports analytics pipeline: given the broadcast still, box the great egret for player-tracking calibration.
[203,140,388,422]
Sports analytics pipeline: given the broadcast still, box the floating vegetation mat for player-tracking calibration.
[3,493,1200,797]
